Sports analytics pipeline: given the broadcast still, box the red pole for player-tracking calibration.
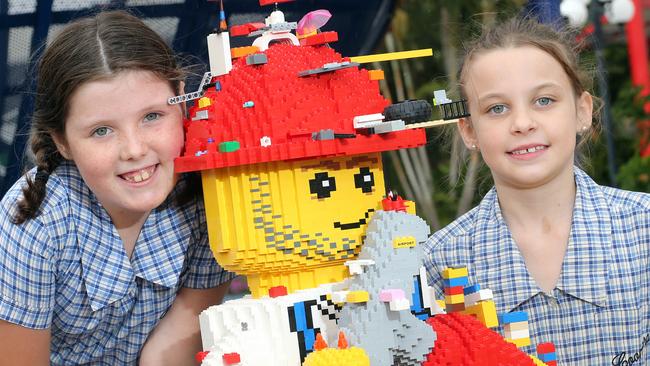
[626,0,650,156]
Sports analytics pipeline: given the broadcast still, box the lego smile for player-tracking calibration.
[508,145,547,155]
[119,164,157,183]
[333,208,375,230]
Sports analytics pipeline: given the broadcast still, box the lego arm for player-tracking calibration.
[0,320,50,366]
[139,282,230,366]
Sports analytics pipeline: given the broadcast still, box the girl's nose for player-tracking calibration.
[119,130,149,161]
[509,108,538,135]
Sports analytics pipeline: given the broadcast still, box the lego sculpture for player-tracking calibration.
[172,1,552,365]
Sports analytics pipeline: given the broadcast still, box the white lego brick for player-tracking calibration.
[207,32,233,77]
[353,113,384,128]
[344,259,375,275]
[505,328,530,340]
[389,297,411,311]
[464,288,493,307]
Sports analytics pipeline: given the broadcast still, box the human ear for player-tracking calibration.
[576,91,593,133]
[458,117,479,150]
[51,133,71,160]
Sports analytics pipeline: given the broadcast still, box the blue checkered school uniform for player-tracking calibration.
[0,161,234,365]
[424,167,649,365]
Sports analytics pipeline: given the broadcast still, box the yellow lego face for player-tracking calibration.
[201,153,385,286]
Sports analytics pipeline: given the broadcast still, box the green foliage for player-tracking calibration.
[617,155,650,192]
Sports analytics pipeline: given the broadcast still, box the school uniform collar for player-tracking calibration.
[470,167,611,313]
[60,162,193,311]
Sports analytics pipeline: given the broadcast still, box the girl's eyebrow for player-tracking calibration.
[478,82,563,104]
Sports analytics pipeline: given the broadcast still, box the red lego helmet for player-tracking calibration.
[175,42,426,173]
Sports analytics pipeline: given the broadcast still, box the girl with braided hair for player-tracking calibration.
[0,10,232,366]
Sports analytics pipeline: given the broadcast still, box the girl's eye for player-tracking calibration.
[488,104,507,114]
[536,97,553,106]
[92,127,111,137]
[144,112,161,122]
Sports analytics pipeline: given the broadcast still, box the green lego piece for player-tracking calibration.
[219,141,240,153]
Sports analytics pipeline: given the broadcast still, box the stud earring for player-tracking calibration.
[471,144,477,150]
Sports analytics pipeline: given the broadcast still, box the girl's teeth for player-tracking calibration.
[511,146,546,155]
[123,166,154,182]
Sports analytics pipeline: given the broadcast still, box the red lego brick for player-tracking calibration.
[536,342,556,354]
[300,31,339,46]
[195,351,209,363]
[546,361,557,366]
[268,285,288,298]
[222,352,241,365]
[444,286,465,296]
[422,313,536,366]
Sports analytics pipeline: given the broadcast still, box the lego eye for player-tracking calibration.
[309,172,336,199]
[354,167,374,193]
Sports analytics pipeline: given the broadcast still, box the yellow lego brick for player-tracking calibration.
[231,45,260,59]
[444,294,465,304]
[303,347,370,366]
[347,290,370,303]
[404,200,416,215]
[197,97,211,108]
[442,267,469,279]
[350,48,433,64]
[463,300,499,328]
[505,337,531,348]
[367,69,384,80]
[393,236,416,249]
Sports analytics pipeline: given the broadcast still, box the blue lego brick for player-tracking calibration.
[498,311,528,324]
[463,284,480,295]
[442,276,469,288]
[539,352,557,362]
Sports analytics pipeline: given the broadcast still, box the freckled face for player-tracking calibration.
[459,46,592,190]
[55,70,184,222]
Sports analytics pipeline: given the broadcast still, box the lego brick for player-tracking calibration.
[499,311,529,324]
[442,267,469,279]
[504,320,528,331]
[444,286,464,296]
[368,70,384,81]
[504,328,530,339]
[379,289,405,302]
[246,53,268,65]
[219,141,240,153]
[536,342,556,354]
[269,285,288,298]
[370,119,405,134]
[207,32,233,76]
[300,31,339,47]
[464,288,493,306]
[463,300,499,328]
[505,337,531,348]
[539,352,557,362]
[346,290,369,303]
[463,283,480,295]
[350,48,433,64]
[444,294,465,304]
[392,236,416,249]
[231,45,260,59]
[442,276,468,288]
[198,97,212,108]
